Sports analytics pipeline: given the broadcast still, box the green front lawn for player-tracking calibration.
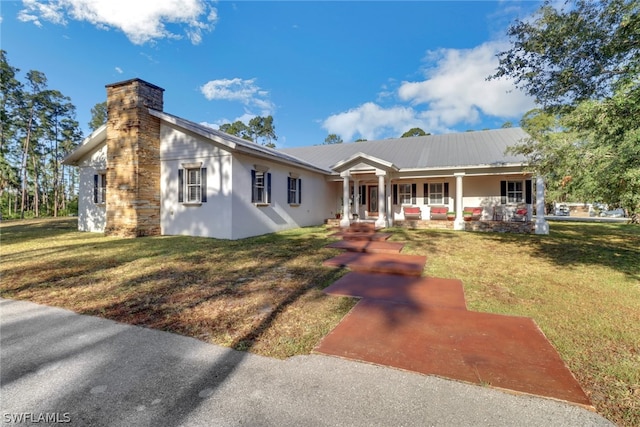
[1,218,638,425]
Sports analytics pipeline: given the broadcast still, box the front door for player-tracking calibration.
[368,186,378,216]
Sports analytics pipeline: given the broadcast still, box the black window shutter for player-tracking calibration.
[267,173,272,203]
[500,180,507,204]
[251,170,256,203]
[200,168,207,202]
[393,184,398,205]
[93,174,98,203]
[287,177,292,204]
[178,169,184,203]
[525,179,532,204]
[360,185,366,205]
[423,183,429,205]
[411,183,417,205]
[444,182,449,204]
[298,178,302,204]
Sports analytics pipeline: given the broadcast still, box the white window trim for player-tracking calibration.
[253,170,270,206]
[507,180,524,204]
[95,171,107,205]
[288,176,301,206]
[429,182,444,205]
[185,167,202,204]
[398,183,412,205]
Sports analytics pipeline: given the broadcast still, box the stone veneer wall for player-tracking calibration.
[463,220,534,233]
[391,219,533,233]
[393,220,455,230]
[105,79,164,237]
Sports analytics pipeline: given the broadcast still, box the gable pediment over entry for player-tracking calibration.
[330,152,399,174]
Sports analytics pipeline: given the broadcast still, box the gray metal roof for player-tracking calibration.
[280,128,530,172]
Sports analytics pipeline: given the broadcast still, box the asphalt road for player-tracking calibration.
[1,298,614,427]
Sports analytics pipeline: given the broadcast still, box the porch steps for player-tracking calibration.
[326,240,404,254]
[322,252,426,277]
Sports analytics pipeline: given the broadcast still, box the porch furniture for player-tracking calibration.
[512,205,528,222]
[430,206,448,220]
[403,206,422,220]
[493,206,504,221]
[463,207,483,220]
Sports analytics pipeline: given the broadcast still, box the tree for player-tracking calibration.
[493,0,639,110]
[324,134,343,145]
[89,101,107,132]
[248,115,277,148]
[0,51,82,219]
[494,0,640,220]
[0,50,23,208]
[219,116,277,148]
[501,121,513,128]
[219,120,251,140]
[401,127,429,138]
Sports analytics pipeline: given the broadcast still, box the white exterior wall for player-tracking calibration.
[77,143,107,232]
[230,154,333,239]
[159,124,234,239]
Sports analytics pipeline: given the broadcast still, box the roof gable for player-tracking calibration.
[62,125,107,165]
[331,152,399,173]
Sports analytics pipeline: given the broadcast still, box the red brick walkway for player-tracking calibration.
[317,225,592,407]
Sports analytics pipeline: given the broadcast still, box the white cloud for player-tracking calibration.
[398,41,533,126]
[323,103,421,142]
[18,0,66,27]
[200,78,275,116]
[18,0,217,45]
[323,40,535,141]
[115,66,123,74]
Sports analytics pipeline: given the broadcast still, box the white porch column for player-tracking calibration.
[353,178,360,221]
[376,171,387,228]
[454,172,465,230]
[535,175,549,235]
[386,178,392,226]
[340,171,351,228]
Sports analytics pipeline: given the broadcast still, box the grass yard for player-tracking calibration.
[1,218,638,426]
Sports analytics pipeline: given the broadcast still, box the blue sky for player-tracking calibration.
[2,1,541,148]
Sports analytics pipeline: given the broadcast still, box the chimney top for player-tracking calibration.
[105,78,165,93]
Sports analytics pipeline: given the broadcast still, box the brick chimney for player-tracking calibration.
[104,78,164,237]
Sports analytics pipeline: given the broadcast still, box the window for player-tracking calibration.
[424,182,448,205]
[393,183,416,205]
[252,170,271,204]
[93,173,106,204]
[186,168,202,203]
[428,183,443,205]
[501,180,532,205]
[507,181,523,203]
[178,166,207,204]
[398,184,412,205]
[287,177,302,205]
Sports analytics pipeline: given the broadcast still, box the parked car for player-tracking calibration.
[599,208,625,218]
[554,204,570,216]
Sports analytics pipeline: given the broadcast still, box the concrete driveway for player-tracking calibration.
[1,298,614,427]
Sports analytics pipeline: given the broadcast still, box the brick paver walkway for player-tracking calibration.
[317,224,592,407]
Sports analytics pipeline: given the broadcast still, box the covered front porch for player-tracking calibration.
[328,152,548,235]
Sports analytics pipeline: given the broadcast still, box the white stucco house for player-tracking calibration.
[63,78,549,239]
